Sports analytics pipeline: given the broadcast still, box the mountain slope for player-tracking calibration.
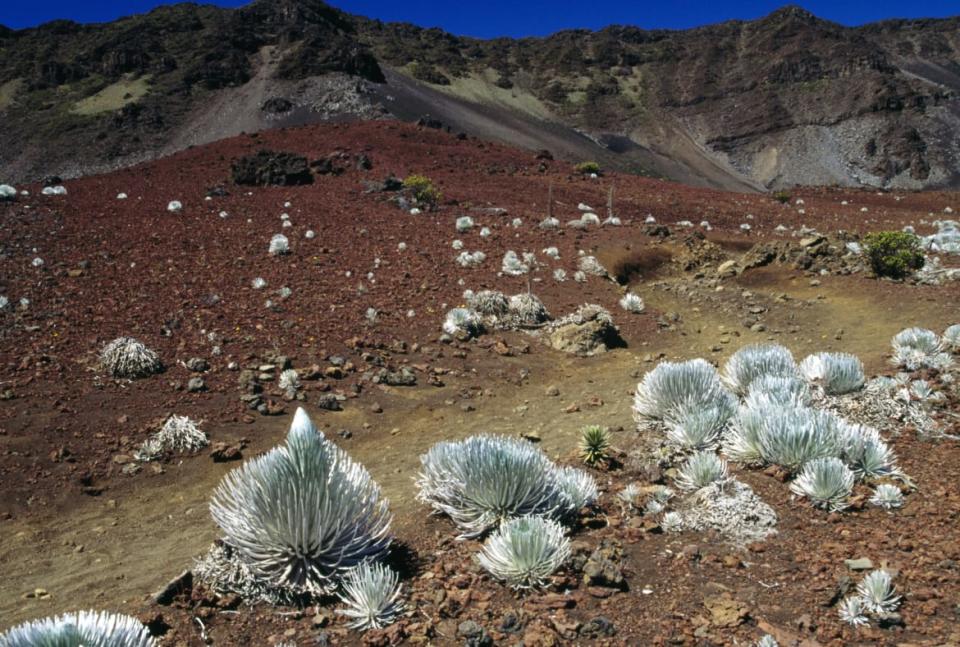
[0,2,958,190]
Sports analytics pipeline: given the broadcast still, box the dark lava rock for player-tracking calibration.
[310,155,347,176]
[457,620,492,647]
[186,357,209,372]
[261,97,293,114]
[231,149,313,186]
[316,394,342,411]
[579,616,616,638]
[373,367,416,386]
[210,441,243,462]
[416,115,444,129]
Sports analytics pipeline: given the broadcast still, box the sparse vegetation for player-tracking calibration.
[403,174,441,206]
[579,425,610,465]
[100,337,162,379]
[135,415,207,461]
[863,231,924,279]
[773,190,791,204]
[575,161,601,175]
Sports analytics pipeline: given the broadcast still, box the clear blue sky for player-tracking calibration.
[2,0,957,35]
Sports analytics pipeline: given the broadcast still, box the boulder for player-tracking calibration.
[231,149,313,186]
[545,305,623,356]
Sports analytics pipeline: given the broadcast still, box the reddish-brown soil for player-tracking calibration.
[2,121,960,646]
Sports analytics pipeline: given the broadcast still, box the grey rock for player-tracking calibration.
[186,357,209,372]
[316,394,342,411]
[187,377,206,393]
[844,557,874,571]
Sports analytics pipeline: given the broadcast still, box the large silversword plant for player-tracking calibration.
[210,408,392,596]
[416,435,597,538]
[0,610,154,647]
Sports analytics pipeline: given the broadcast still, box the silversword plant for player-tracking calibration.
[799,352,865,394]
[337,562,404,631]
[0,610,155,647]
[100,337,162,379]
[210,408,392,596]
[634,359,736,422]
[789,457,854,511]
[869,483,904,509]
[269,233,290,256]
[619,292,645,313]
[722,344,798,395]
[675,451,728,491]
[416,435,594,537]
[475,515,571,589]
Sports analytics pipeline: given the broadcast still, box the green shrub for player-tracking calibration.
[863,231,924,279]
[773,191,791,204]
[402,174,441,206]
[575,161,601,175]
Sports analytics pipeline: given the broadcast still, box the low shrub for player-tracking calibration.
[863,231,924,279]
[772,190,791,204]
[403,174,441,206]
[574,161,601,175]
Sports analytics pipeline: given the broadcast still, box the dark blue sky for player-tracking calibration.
[2,0,957,35]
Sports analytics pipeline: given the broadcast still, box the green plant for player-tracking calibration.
[574,161,601,175]
[579,425,610,465]
[772,190,791,204]
[863,231,924,279]
[402,174,441,206]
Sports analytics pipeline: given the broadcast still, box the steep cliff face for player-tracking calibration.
[358,6,960,189]
[0,2,957,189]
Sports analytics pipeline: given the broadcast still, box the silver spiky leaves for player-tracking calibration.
[476,515,571,589]
[857,569,901,614]
[269,233,290,256]
[210,408,392,596]
[799,352,865,395]
[443,308,482,336]
[722,344,798,395]
[842,425,900,480]
[789,457,854,511]
[416,435,596,538]
[944,324,960,350]
[634,359,736,422]
[838,595,870,627]
[675,451,728,491]
[870,484,904,509]
[0,610,155,647]
[839,569,902,628]
[100,337,162,379]
[336,562,404,631]
[891,327,952,370]
[135,414,207,461]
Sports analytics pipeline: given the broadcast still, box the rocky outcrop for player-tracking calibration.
[544,305,624,356]
[231,150,313,186]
